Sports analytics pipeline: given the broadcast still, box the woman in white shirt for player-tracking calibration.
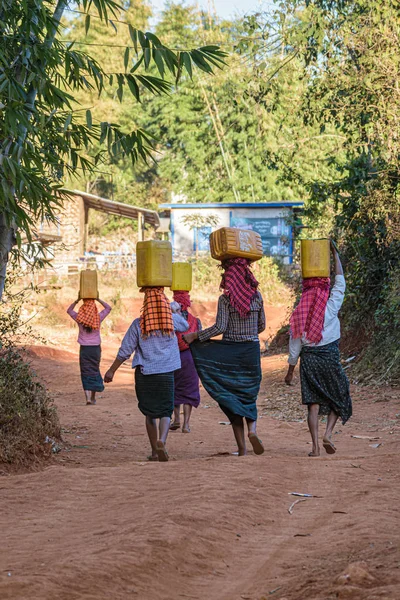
[104,287,188,462]
[285,244,352,457]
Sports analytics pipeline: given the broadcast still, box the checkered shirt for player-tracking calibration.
[117,313,189,375]
[198,292,265,343]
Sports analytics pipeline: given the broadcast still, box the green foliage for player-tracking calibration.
[0,0,225,248]
[266,0,400,380]
[0,348,60,465]
[65,1,342,215]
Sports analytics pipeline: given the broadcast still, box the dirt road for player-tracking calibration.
[1,329,400,599]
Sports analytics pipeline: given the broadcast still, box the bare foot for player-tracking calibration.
[156,440,169,462]
[323,437,336,454]
[182,426,191,433]
[308,445,320,457]
[248,432,264,455]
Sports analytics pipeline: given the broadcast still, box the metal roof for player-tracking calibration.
[160,202,304,209]
[62,189,160,227]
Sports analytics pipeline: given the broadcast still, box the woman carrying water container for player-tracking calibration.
[104,241,188,462]
[67,270,111,406]
[284,241,352,457]
[183,228,266,457]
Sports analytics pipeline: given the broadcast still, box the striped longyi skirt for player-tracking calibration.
[190,340,261,422]
[300,340,352,424]
[79,345,104,392]
[135,368,175,419]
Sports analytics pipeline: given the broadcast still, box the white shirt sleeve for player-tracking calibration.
[326,275,346,317]
[117,320,139,361]
[173,313,189,332]
[288,336,302,366]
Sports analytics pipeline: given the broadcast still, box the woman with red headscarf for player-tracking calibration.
[67,297,111,405]
[183,258,265,457]
[169,291,202,433]
[285,243,352,457]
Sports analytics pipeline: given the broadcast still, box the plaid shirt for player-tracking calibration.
[117,313,188,375]
[198,292,265,343]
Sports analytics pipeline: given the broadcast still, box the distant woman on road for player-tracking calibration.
[169,293,202,433]
[104,287,188,462]
[183,258,265,457]
[67,297,111,405]
[284,243,352,457]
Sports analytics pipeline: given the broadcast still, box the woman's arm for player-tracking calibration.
[66,300,79,320]
[285,336,302,385]
[258,299,266,334]
[104,321,138,383]
[197,296,229,342]
[285,364,296,386]
[331,241,344,276]
[98,299,112,322]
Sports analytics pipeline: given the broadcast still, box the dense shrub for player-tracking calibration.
[0,349,60,466]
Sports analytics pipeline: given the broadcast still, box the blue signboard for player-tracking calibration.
[230,215,291,257]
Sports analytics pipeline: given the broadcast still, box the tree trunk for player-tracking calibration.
[0,214,16,299]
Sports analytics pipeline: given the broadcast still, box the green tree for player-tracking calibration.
[0,0,226,298]
[269,0,400,379]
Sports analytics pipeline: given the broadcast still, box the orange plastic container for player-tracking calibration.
[171,262,192,291]
[79,269,98,299]
[210,227,263,262]
[136,240,172,287]
[301,239,330,278]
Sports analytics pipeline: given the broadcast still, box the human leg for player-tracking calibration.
[307,404,320,456]
[158,416,171,444]
[323,410,339,454]
[182,404,192,433]
[145,416,158,459]
[84,390,92,404]
[231,417,247,456]
[90,391,97,405]
[170,406,181,430]
[245,418,264,455]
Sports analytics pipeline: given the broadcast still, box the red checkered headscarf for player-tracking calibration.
[76,299,100,330]
[173,290,191,311]
[140,287,174,338]
[173,290,198,351]
[220,258,259,318]
[290,277,330,344]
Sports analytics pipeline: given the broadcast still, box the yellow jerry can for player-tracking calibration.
[136,240,173,287]
[210,227,263,262]
[171,262,192,291]
[79,269,98,299]
[301,239,330,278]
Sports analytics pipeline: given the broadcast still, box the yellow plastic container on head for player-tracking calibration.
[210,227,263,262]
[301,239,330,278]
[136,240,172,287]
[171,262,192,291]
[79,269,98,299]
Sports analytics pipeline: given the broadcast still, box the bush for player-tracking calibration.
[0,349,60,466]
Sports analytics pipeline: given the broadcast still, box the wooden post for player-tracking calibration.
[83,203,89,253]
[138,212,144,242]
